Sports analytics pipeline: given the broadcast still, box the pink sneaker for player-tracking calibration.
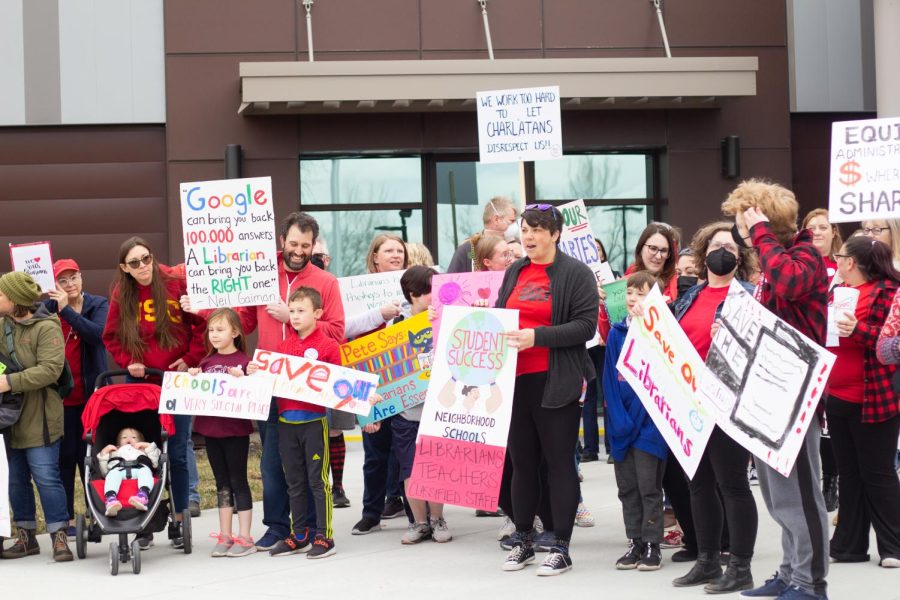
[105,497,122,517]
[128,490,149,511]
[227,535,257,557]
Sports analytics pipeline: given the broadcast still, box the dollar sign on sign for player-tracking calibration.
[839,161,862,186]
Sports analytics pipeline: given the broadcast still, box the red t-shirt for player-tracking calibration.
[275,326,341,416]
[192,350,255,438]
[506,263,552,376]
[680,285,730,361]
[60,320,85,407]
[829,280,877,403]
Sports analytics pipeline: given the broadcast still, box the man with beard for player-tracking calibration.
[237,211,345,551]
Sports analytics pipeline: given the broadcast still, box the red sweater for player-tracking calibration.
[102,267,207,372]
[275,326,341,416]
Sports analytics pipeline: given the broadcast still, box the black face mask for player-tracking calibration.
[706,247,738,276]
[677,276,699,298]
[732,224,750,249]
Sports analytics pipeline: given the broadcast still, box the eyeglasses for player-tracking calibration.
[124,254,153,270]
[833,253,851,259]
[863,226,888,236]
[708,241,739,254]
[643,244,670,258]
[56,273,81,287]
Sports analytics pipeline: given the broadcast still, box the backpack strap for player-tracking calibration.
[3,320,22,370]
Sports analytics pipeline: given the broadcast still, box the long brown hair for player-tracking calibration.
[204,308,246,357]
[633,222,678,286]
[111,236,181,359]
[472,232,505,271]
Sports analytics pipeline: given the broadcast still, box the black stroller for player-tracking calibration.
[76,369,192,575]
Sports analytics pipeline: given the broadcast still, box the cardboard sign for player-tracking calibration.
[615,287,713,478]
[0,434,9,537]
[829,116,900,223]
[477,86,562,164]
[180,176,279,310]
[431,271,506,342]
[252,349,378,417]
[603,279,629,325]
[558,200,607,282]
[159,372,273,421]
[340,311,433,425]
[407,306,519,511]
[9,241,54,293]
[700,281,836,476]
[338,270,408,317]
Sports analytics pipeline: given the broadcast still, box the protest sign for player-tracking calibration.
[477,86,562,164]
[159,371,273,421]
[700,281,836,476]
[340,311,433,425]
[430,271,506,342]
[338,270,408,317]
[603,279,629,325]
[407,306,519,511]
[9,241,54,293]
[0,434,9,537]
[826,287,860,347]
[252,349,378,417]
[829,116,900,223]
[558,200,606,282]
[598,261,616,285]
[615,287,713,478]
[180,176,279,310]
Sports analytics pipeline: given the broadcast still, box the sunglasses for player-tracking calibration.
[525,203,555,212]
[124,254,153,270]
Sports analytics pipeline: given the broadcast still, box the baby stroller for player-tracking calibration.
[76,369,192,575]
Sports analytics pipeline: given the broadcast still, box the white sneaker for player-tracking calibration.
[575,502,595,527]
[881,557,900,568]
[497,517,516,541]
[430,517,452,543]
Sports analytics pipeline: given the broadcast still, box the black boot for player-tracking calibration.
[822,475,839,512]
[704,554,753,594]
[672,552,722,587]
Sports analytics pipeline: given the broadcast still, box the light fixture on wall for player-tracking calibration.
[721,135,741,179]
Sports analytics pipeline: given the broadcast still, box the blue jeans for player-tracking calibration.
[168,414,192,515]
[8,439,69,533]
[60,403,87,520]
[187,436,201,505]
[361,416,404,521]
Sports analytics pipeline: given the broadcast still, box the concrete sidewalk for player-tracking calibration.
[3,441,897,599]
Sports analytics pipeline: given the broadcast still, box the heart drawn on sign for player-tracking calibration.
[477,287,490,299]
[33,257,41,262]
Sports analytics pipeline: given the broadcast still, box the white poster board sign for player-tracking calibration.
[700,281,836,476]
[615,287,714,478]
[180,176,279,310]
[477,86,562,164]
[159,372,273,421]
[9,241,55,293]
[338,270,408,316]
[829,116,900,223]
[0,434,9,537]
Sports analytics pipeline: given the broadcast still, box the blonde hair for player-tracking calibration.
[482,196,516,227]
[405,243,434,267]
[365,234,409,274]
[801,208,843,257]
[472,232,506,271]
[721,179,798,246]
[861,218,900,268]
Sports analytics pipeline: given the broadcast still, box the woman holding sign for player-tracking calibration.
[496,204,599,576]
[669,222,760,593]
[827,237,900,568]
[102,237,207,549]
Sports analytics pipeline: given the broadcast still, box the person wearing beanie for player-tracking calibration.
[43,259,110,535]
[0,271,73,562]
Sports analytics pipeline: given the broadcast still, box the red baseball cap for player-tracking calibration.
[53,259,80,279]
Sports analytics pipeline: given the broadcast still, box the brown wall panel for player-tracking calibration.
[0,127,165,165]
[164,0,298,54]
[421,0,542,51]
[298,113,424,152]
[543,0,660,49]
[562,110,668,149]
[301,0,420,53]
[665,0,787,48]
[0,162,165,201]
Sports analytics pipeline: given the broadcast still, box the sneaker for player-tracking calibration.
[534,531,555,552]
[351,517,383,535]
[227,536,257,557]
[332,486,351,509]
[171,523,185,549]
[255,531,282,550]
[129,490,149,512]
[500,537,515,551]
[616,538,643,570]
[661,529,684,548]
[431,517,452,543]
[105,497,123,517]
[497,517,516,541]
[636,542,662,571]
[1,528,39,559]
[740,573,788,597]
[607,455,615,464]
[536,550,573,576]
[189,501,201,518]
[774,586,827,600]
[502,544,536,571]
[748,465,759,486]
[66,525,77,539]
[136,532,154,550]
[307,533,336,559]
[575,502,595,527]
[580,451,599,462]
[880,557,900,568]
[401,522,432,545]
[381,496,405,519]
[52,530,73,562]
[210,533,233,557]
[269,531,311,556]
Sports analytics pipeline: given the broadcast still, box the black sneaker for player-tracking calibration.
[637,542,662,571]
[502,544,536,571]
[580,452,599,463]
[307,533,336,559]
[537,550,573,576]
[170,523,184,549]
[333,487,351,509]
[381,496,405,519]
[136,532,154,550]
[616,539,643,570]
[351,517,383,535]
[269,531,311,557]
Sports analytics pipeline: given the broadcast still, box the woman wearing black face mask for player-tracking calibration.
[669,222,761,593]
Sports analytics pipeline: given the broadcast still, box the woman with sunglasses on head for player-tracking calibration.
[861,219,900,269]
[628,222,680,301]
[496,204,599,576]
[102,236,207,549]
[826,237,900,569]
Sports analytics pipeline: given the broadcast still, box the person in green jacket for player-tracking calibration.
[0,272,72,562]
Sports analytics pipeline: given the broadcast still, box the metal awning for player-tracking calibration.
[238,57,758,115]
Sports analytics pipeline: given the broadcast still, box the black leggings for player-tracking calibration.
[205,436,252,512]
[508,372,582,543]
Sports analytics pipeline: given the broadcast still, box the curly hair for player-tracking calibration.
[721,179,798,246]
[690,221,759,282]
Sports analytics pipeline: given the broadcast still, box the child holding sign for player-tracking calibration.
[248,287,337,560]
[187,308,255,558]
[602,272,668,572]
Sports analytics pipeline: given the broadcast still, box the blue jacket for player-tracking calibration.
[43,292,110,400]
[670,280,755,322]
[602,318,668,462]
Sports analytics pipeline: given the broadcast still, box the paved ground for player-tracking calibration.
[3,441,897,599]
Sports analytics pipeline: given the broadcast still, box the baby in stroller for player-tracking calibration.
[99,427,161,516]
